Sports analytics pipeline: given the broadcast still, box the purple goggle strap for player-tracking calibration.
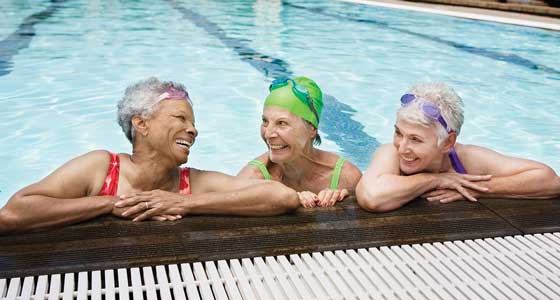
[449,148,467,174]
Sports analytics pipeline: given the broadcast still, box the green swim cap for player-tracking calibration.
[264,76,323,128]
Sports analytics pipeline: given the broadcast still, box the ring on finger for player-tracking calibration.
[145,202,149,210]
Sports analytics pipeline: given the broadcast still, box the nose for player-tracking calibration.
[264,124,278,139]
[397,138,411,154]
[186,123,198,139]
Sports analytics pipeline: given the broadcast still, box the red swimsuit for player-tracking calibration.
[98,152,191,196]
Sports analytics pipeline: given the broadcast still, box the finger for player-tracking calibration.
[317,190,326,202]
[460,180,490,193]
[423,190,448,198]
[319,190,334,207]
[338,189,349,201]
[456,185,477,202]
[115,195,149,208]
[299,193,316,208]
[133,208,160,222]
[427,193,451,202]
[327,190,340,206]
[151,216,167,221]
[122,202,149,217]
[464,174,492,181]
[440,194,464,203]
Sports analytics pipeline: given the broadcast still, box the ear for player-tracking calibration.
[308,125,318,141]
[131,115,149,137]
[442,131,457,153]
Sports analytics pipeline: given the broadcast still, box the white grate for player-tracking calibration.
[1,232,559,300]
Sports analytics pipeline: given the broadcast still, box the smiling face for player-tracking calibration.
[145,99,197,165]
[261,106,315,163]
[393,118,448,174]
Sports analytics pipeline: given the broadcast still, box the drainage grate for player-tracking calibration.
[1,232,559,299]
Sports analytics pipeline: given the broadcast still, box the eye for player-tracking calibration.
[278,120,288,126]
[411,136,423,143]
[175,115,186,121]
[261,118,268,126]
[394,130,402,137]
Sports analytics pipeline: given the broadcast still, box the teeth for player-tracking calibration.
[269,144,287,150]
[402,156,416,162]
[176,139,192,147]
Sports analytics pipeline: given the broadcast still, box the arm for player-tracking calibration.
[355,145,441,212]
[461,146,560,199]
[0,151,116,234]
[355,144,490,212]
[118,169,299,221]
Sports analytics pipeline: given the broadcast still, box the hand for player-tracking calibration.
[317,189,349,207]
[434,173,491,202]
[115,190,187,222]
[422,188,480,203]
[298,191,319,208]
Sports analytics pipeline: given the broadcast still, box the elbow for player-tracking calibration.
[0,207,20,235]
[356,183,397,213]
[269,181,299,214]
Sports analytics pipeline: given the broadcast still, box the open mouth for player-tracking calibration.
[269,144,289,151]
[175,139,192,150]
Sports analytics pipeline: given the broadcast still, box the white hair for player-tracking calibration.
[396,82,464,146]
[117,77,189,143]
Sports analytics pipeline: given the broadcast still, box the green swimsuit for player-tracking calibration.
[248,157,347,189]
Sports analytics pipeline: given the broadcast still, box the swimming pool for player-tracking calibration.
[0,0,558,206]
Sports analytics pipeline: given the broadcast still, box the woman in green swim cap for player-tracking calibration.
[237,77,362,208]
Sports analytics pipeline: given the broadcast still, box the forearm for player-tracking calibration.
[184,181,298,216]
[0,195,115,234]
[357,173,438,212]
[480,169,560,199]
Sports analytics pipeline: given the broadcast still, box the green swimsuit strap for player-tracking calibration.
[329,157,346,189]
[248,160,272,180]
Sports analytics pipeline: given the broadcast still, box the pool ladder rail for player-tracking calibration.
[1,232,559,300]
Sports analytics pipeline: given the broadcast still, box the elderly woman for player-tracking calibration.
[237,77,362,208]
[0,77,299,234]
[356,82,560,212]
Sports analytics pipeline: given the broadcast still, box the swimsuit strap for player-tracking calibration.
[329,157,346,189]
[179,167,192,195]
[449,148,467,174]
[99,152,120,196]
[248,160,272,180]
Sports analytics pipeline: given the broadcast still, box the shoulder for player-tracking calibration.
[338,158,362,189]
[455,143,549,175]
[236,153,270,179]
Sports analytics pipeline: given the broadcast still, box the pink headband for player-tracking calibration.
[157,87,193,106]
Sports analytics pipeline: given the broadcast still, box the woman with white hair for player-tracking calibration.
[356,82,560,212]
[0,77,299,234]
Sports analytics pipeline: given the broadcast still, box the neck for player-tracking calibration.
[128,145,180,190]
[276,147,327,180]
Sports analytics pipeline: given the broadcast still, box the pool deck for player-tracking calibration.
[345,0,560,30]
[1,196,559,279]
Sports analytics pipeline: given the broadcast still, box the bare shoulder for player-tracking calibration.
[236,153,269,179]
[339,159,362,190]
[455,143,549,175]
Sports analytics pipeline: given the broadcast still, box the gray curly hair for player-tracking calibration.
[397,82,464,146]
[117,77,190,143]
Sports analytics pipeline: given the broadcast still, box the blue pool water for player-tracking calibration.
[0,0,559,205]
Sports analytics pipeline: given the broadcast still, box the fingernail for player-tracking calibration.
[115,201,123,207]
[122,211,128,216]
[119,195,125,199]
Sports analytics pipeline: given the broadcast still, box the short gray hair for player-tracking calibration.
[117,77,189,143]
[397,82,464,145]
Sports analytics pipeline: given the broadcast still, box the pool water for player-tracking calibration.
[0,0,559,205]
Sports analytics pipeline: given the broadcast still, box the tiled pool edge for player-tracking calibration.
[343,0,560,31]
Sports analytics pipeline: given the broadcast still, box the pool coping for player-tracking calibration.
[1,197,559,279]
[343,0,560,30]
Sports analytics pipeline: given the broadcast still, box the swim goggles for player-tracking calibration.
[269,78,319,123]
[157,87,193,106]
[400,94,451,133]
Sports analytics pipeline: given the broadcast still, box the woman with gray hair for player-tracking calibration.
[0,77,299,234]
[356,82,560,212]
